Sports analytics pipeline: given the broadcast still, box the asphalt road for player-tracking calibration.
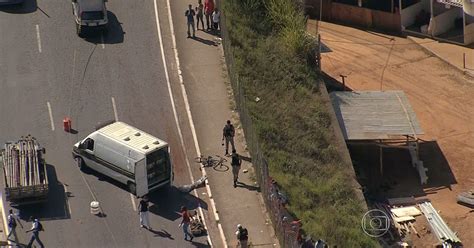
[0,0,211,247]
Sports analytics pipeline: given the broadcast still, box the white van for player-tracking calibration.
[72,121,173,197]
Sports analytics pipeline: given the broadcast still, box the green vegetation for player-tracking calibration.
[222,0,378,246]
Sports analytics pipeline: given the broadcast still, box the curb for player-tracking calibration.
[407,36,474,78]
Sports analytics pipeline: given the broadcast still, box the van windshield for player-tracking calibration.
[81,11,104,20]
[146,148,171,187]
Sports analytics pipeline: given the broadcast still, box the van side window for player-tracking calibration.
[85,138,94,151]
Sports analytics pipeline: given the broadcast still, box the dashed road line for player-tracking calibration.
[35,24,42,53]
[63,184,72,215]
[111,97,118,121]
[47,102,55,131]
[100,34,105,49]
[110,97,136,212]
[130,194,137,212]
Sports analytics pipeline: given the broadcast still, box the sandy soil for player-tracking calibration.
[308,20,474,246]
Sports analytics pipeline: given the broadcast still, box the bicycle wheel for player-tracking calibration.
[213,155,229,172]
[214,155,227,163]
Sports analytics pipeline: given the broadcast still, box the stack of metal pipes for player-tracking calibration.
[2,136,44,188]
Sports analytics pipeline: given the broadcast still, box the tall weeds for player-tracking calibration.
[222,0,378,246]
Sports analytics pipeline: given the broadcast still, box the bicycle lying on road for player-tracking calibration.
[195,155,229,172]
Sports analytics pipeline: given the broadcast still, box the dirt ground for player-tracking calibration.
[308,20,474,246]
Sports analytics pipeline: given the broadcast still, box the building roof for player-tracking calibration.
[436,0,462,8]
[330,91,423,140]
[98,121,167,153]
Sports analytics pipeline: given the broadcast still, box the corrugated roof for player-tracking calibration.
[330,91,424,140]
[98,122,167,153]
[436,0,463,8]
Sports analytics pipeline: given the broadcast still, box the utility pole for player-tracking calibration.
[316,0,323,35]
[317,34,322,71]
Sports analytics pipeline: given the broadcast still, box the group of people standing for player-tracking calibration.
[185,0,220,38]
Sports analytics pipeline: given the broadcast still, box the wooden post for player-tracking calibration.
[340,74,347,89]
[317,34,322,71]
[464,53,466,69]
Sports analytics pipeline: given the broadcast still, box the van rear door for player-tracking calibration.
[135,159,149,197]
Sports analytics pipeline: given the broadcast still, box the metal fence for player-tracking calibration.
[218,2,305,247]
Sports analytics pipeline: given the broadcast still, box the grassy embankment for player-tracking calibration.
[222,0,378,246]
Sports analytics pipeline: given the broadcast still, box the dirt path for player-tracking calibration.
[309,20,474,246]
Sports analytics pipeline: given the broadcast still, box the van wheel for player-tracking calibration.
[76,157,86,171]
[128,182,136,195]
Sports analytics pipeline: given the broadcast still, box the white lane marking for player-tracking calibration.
[47,102,55,131]
[100,34,105,49]
[35,24,42,53]
[0,192,11,246]
[153,1,216,247]
[63,184,72,215]
[130,194,137,212]
[68,50,77,118]
[111,97,118,121]
[111,97,136,212]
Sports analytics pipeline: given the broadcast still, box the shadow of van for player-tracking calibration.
[83,11,124,44]
[0,0,37,14]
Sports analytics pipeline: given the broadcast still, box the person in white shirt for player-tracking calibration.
[26,217,44,248]
[7,209,23,244]
[212,8,221,31]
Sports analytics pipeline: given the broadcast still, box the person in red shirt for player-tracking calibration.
[179,206,194,241]
[204,0,214,30]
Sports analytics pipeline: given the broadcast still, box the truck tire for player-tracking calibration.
[76,157,87,171]
[128,182,136,195]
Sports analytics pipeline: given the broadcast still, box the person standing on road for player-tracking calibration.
[195,0,204,30]
[222,120,235,156]
[185,4,196,37]
[231,149,242,188]
[26,217,44,248]
[212,8,221,32]
[7,209,23,244]
[236,224,249,248]
[179,206,194,241]
[138,195,151,230]
[204,0,214,30]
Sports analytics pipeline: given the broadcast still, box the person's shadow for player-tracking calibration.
[191,36,217,46]
[236,181,260,192]
[147,228,174,240]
